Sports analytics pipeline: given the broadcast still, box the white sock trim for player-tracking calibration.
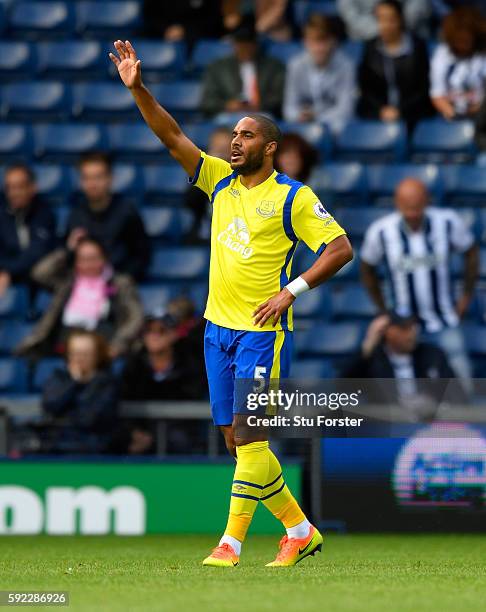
[219,534,242,555]
[286,518,312,539]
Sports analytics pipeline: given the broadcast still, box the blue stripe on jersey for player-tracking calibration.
[188,155,204,185]
[275,174,303,330]
[210,170,238,205]
[316,242,327,256]
[399,227,419,319]
[424,217,446,326]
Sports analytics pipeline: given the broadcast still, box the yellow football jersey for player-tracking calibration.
[190,151,347,332]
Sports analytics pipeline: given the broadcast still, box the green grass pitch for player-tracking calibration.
[1,534,485,612]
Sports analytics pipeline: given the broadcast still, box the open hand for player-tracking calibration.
[253,288,295,328]
[109,40,142,90]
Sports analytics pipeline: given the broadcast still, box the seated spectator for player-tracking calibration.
[184,127,232,243]
[201,14,285,118]
[121,312,205,400]
[255,0,292,42]
[66,152,150,281]
[16,238,143,359]
[41,330,118,454]
[337,0,430,41]
[430,6,486,120]
[275,132,318,182]
[360,178,478,389]
[143,0,233,50]
[357,0,433,129]
[283,14,355,133]
[343,312,466,409]
[0,164,55,298]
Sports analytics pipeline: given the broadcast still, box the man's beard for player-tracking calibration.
[231,149,265,175]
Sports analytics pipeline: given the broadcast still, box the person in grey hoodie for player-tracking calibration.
[283,13,355,134]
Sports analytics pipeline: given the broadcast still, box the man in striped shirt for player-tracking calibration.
[360,178,478,386]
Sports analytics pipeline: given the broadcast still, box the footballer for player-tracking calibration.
[110,40,353,567]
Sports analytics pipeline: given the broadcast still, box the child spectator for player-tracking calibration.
[275,133,318,183]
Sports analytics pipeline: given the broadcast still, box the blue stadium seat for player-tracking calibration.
[266,41,303,64]
[9,2,75,38]
[443,165,486,206]
[32,164,71,203]
[183,123,219,150]
[411,120,476,163]
[309,163,367,206]
[343,41,363,64]
[124,41,186,81]
[37,41,104,78]
[141,208,181,242]
[336,121,407,162]
[463,324,486,356]
[331,285,378,319]
[54,205,70,237]
[190,39,232,71]
[32,357,65,391]
[138,285,174,315]
[0,286,29,319]
[293,1,338,25]
[143,165,188,199]
[0,358,28,393]
[111,163,144,196]
[148,247,209,280]
[75,1,141,37]
[34,124,106,160]
[298,323,363,356]
[1,82,70,119]
[0,322,33,354]
[290,358,336,379]
[0,42,35,79]
[279,121,332,155]
[335,206,391,239]
[292,285,332,319]
[108,123,165,161]
[152,82,202,118]
[367,164,442,204]
[0,124,32,159]
[73,82,137,119]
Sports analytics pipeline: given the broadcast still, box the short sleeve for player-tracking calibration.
[291,186,346,254]
[447,210,475,253]
[360,221,385,265]
[430,44,450,98]
[188,151,233,198]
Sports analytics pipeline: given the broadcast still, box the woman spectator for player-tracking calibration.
[41,330,118,454]
[275,133,318,183]
[16,238,143,360]
[430,6,486,120]
[357,0,433,130]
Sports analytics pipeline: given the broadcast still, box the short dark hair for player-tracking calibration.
[304,13,338,38]
[5,162,36,183]
[245,114,282,146]
[75,236,108,260]
[78,151,113,172]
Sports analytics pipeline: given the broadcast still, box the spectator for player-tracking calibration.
[337,0,431,40]
[430,6,486,120]
[357,0,433,129]
[343,312,466,409]
[255,0,292,42]
[66,152,150,281]
[41,330,118,454]
[360,178,478,388]
[121,312,205,400]
[0,164,55,298]
[184,126,232,242]
[201,14,285,118]
[283,14,355,133]
[142,0,232,50]
[275,133,318,182]
[16,238,144,359]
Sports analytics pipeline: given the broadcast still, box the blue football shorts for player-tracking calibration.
[204,320,293,426]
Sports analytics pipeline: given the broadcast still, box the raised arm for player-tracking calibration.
[109,40,200,176]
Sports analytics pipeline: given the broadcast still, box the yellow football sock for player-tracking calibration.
[260,448,306,528]
[224,441,270,542]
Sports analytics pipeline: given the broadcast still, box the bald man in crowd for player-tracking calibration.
[360,178,478,388]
